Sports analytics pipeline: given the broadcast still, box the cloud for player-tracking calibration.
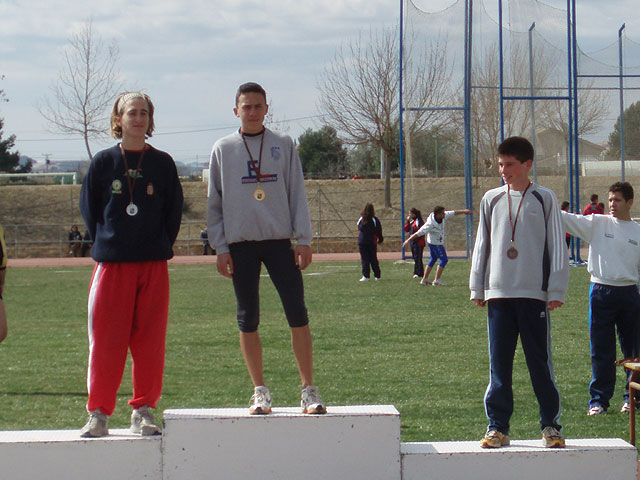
[2,0,639,162]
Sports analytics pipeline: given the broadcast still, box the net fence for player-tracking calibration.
[403,0,640,192]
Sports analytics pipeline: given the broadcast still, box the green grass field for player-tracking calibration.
[0,259,633,443]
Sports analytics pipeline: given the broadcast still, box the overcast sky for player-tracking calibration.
[0,0,637,166]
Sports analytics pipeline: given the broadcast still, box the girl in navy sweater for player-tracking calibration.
[79,92,183,438]
[357,203,383,281]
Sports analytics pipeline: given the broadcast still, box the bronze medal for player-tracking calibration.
[506,182,531,261]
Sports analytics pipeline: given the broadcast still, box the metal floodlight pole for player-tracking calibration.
[571,0,580,222]
[464,0,474,257]
[498,0,505,143]
[619,23,626,181]
[528,22,537,183]
[399,0,406,257]
[571,0,583,261]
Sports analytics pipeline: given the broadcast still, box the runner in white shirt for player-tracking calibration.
[402,206,471,285]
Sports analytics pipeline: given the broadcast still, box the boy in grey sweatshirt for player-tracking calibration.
[207,82,325,416]
[470,136,568,449]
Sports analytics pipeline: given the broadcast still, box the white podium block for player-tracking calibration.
[162,405,401,480]
[401,438,637,480]
[0,429,162,480]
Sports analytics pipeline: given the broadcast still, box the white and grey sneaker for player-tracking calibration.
[80,409,109,438]
[249,386,272,415]
[301,385,326,414]
[131,405,162,435]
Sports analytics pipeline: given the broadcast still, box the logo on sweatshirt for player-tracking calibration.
[241,161,278,185]
[271,146,281,161]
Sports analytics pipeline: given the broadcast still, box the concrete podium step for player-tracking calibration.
[401,438,637,480]
[0,408,636,480]
[0,429,161,480]
[162,405,401,480]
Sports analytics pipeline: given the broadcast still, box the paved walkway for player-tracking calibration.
[7,252,410,268]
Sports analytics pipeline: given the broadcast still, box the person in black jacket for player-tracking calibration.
[79,91,183,438]
[0,224,7,343]
[68,225,83,257]
[357,203,383,281]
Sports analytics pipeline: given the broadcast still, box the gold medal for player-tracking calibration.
[254,187,266,201]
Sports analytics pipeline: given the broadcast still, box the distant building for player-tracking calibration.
[534,128,606,175]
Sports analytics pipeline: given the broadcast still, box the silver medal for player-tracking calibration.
[126,202,139,216]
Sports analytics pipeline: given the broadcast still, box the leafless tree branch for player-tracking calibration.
[39,20,123,160]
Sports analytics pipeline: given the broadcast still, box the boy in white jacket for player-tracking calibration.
[561,181,640,416]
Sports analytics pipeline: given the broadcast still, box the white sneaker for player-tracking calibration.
[80,409,108,438]
[374,277,380,281]
[413,274,420,278]
[250,386,272,415]
[301,385,326,414]
[420,278,430,285]
[620,401,639,413]
[587,405,605,416]
[131,405,162,435]
[359,276,370,282]
[431,280,446,286]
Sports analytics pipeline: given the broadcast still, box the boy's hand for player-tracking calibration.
[216,252,234,278]
[295,244,312,270]
[548,300,563,311]
[472,298,487,307]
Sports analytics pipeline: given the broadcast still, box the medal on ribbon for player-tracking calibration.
[241,130,267,201]
[119,144,146,216]
[506,182,531,259]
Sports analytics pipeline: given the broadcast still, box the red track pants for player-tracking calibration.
[86,261,169,416]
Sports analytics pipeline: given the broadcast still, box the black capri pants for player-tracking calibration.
[228,239,309,333]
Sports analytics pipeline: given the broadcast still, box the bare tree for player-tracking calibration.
[466,41,555,176]
[0,74,7,103]
[39,20,122,160]
[464,38,608,177]
[318,27,452,207]
[538,78,609,138]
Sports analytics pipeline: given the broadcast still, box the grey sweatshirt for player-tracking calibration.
[469,183,569,303]
[207,128,312,254]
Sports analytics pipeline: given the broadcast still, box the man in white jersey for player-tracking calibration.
[470,136,568,449]
[561,181,640,416]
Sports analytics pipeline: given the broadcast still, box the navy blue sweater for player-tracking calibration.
[357,216,383,246]
[80,144,183,262]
